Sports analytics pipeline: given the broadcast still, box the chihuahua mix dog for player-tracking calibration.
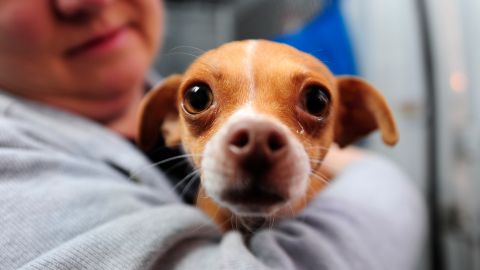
[137,40,398,231]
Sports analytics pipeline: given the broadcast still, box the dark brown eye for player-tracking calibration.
[302,85,330,117]
[183,84,214,114]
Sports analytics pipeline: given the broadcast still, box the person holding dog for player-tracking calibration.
[0,0,426,269]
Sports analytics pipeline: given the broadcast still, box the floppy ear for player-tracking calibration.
[137,75,183,151]
[334,76,399,147]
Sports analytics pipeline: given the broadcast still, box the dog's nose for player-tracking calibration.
[226,120,288,168]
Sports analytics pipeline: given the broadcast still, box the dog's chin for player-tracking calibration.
[214,196,287,217]
[205,182,306,218]
[202,170,309,217]
[230,204,283,217]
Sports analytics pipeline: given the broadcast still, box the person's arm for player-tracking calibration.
[0,117,425,270]
[249,147,427,270]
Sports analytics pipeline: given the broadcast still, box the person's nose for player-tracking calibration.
[54,0,114,19]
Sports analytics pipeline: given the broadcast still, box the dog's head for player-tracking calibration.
[138,40,398,225]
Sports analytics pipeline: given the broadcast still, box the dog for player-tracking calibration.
[137,40,398,232]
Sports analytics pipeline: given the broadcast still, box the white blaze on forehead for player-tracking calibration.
[245,40,257,104]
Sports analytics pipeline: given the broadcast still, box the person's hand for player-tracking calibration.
[321,145,368,177]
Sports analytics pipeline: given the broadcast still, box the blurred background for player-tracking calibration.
[153,0,480,269]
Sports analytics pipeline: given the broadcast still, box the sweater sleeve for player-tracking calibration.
[0,120,426,270]
[249,155,427,270]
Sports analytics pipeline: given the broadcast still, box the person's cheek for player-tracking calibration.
[0,5,50,53]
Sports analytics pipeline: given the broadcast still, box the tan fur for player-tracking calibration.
[137,40,398,231]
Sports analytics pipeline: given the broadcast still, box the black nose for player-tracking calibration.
[226,120,288,171]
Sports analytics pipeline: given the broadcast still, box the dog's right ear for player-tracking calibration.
[137,74,183,152]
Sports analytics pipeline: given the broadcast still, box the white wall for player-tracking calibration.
[342,0,428,190]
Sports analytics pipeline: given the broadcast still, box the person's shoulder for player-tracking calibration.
[0,90,125,155]
[0,101,74,154]
[324,152,424,205]
[0,112,44,149]
[319,152,427,237]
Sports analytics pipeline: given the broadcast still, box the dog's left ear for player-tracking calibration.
[334,76,399,147]
[137,75,183,151]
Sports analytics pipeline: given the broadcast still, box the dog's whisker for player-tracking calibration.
[238,217,248,233]
[210,205,222,226]
[303,145,331,151]
[311,169,330,179]
[178,179,199,202]
[179,171,201,198]
[168,45,206,55]
[128,153,202,180]
[270,216,276,230]
[288,203,295,218]
[308,160,336,170]
[151,153,202,167]
[239,216,256,234]
[148,143,184,154]
[172,169,200,192]
[306,143,341,151]
[302,141,330,148]
[132,153,200,174]
[309,158,328,162]
[309,172,330,185]
[260,218,268,230]
[162,51,201,60]
[163,158,192,175]
[232,215,238,231]
[162,48,217,74]
[201,165,236,179]
[216,214,232,231]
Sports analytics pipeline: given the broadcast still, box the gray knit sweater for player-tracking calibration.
[0,90,426,270]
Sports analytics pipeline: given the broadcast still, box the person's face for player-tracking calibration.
[0,0,163,121]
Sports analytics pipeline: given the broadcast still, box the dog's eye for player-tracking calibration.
[302,85,330,117]
[183,84,214,114]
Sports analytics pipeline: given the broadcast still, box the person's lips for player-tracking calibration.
[65,26,129,58]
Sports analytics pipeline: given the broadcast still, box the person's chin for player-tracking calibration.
[68,34,154,122]
[70,64,146,123]
[98,62,146,99]
[71,28,154,95]
[70,91,135,124]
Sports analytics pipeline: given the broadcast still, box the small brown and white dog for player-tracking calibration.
[137,40,398,231]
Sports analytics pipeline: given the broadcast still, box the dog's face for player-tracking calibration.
[138,40,398,223]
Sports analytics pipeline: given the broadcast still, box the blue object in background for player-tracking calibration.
[273,0,357,75]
